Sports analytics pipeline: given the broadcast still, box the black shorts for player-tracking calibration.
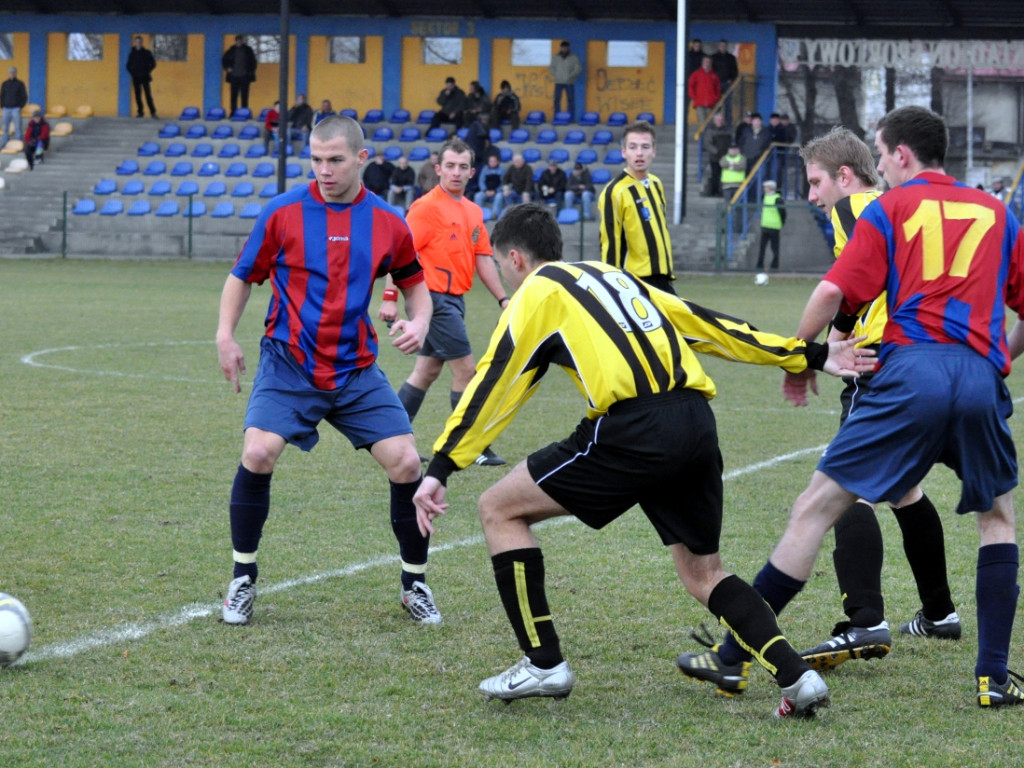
[526,389,723,554]
[639,274,677,296]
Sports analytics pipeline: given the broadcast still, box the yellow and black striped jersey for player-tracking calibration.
[832,190,884,345]
[431,261,822,475]
[598,170,673,280]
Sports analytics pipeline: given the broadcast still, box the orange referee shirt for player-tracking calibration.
[405,185,492,296]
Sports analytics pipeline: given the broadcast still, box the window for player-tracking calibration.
[607,41,648,68]
[153,34,187,62]
[511,39,551,67]
[422,38,461,65]
[329,36,365,64]
[0,34,13,60]
[68,33,103,61]
[235,35,280,64]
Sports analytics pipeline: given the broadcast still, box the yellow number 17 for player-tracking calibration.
[903,200,995,280]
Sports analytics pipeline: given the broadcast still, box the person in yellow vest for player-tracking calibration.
[756,179,785,270]
[719,142,746,202]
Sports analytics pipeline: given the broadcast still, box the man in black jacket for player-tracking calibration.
[1,66,28,150]
[125,36,158,118]
[222,35,257,113]
[429,77,466,132]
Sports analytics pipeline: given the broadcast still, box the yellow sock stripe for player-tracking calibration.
[232,550,257,564]
[514,561,544,648]
[718,617,782,677]
[401,561,427,574]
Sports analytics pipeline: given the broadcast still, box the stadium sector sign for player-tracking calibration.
[779,39,1024,71]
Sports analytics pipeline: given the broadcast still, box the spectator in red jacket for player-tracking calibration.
[687,55,721,127]
[24,109,49,170]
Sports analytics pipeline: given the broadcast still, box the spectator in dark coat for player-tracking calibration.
[429,77,466,131]
[363,153,395,197]
[222,35,257,113]
[704,112,732,197]
[1,66,28,151]
[125,36,158,118]
[491,80,521,130]
[710,39,739,122]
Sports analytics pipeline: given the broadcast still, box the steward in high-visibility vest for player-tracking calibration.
[720,144,746,201]
[756,179,786,270]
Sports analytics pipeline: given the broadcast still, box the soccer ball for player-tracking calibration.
[0,593,32,667]
[755,272,770,286]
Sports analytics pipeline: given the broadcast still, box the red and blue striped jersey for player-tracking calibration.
[231,182,424,390]
[826,171,1024,375]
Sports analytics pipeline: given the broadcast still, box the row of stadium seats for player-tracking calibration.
[92,179,295,198]
[72,198,263,218]
[115,160,305,178]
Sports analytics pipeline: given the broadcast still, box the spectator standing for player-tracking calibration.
[991,177,1007,203]
[473,154,505,217]
[538,159,567,207]
[739,112,771,174]
[387,156,416,213]
[1,67,28,151]
[549,41,582,119]
[563,161,596,220]
[704,112,732,197]
[720,142,746,202]
[222,35,257,114]
[734,111,754,145]
[416,151,440,198]
[263,100,280,152]
[501,152,534,207]
[430,77,467,132]
[779,113,798,144]
[125,36,158,119]
[491,80,521,130]
[363,153,395,198]
[313,99,336,126]
[463,81,491,127]
[768,113,788,144]
[710,39,739,122]
[687,56,721,127]
[23,109,48,170]
[756,179,785,270]
[464,112,491,197]
[685,39,705,83]
[286,93,314,152]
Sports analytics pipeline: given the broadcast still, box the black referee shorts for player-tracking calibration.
[526,389,724,555]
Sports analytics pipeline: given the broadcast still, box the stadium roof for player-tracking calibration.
[9,0,1024,38]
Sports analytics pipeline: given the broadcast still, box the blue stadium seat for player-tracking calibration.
[252,162,274,178]
[340,108,358,119]
[522,148,541,163]
[416,110,435,125]
[165,142,187,157]
[203,181,227,197]
[198,161,221,177]
[127,199,151,216]
[535,129,557,145]
[425,127,447,143]
[532,167,544,182]
[72,199,96,215]
[225,162,247,177]
[590,168,612,185]
[191,142,213,158]
[552,111,572,126]
[575,149,598,165]
[231,182,254,197]
[238,125,260,141]
[299,145,311,159]
[508,128,529,144]
[218,143,241,159]
[389,109,411,124]
[185,124,207,139]
[363,109,384,123]
[607,112,627,126]
[99,199,123,215]
[158,124,181,139]
[178,106,200,120]
[149,180,172,195]
[365,145,376,158]
[259,182,279,198]
[499,147,512,162]
[239,202,262,218]
[384,146,403,162]
[270,143,294,157]
[399,127,421,142]
[154,200,179,216]
[285,163,302,178]
[563,129,586,145]
[211,202,235,218]
[579,111,600,126]
[205,106,226,121]
[456,127,469,140]
[524,110,545,125]
[143,160,166,176]
[590,130,614,146]
[548,148,570,164]
[212,125,233,140]
[371,126,394,142]
[636,112,655,124]
[121,179,144,195]
[257,108,269,121]
[138,141,160,157]
[116,160,139,175]
[182,201,206,217]
[170,161,194,176]
[245,144,267,159]
[93,179,117,195]
[603,149,624,165]
[175,180,199,196]
[557,207,580,224]
[489,127,503,142]
[408,146,430,162]
[230,107,252,121]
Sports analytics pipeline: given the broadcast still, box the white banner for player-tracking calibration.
[779,39,1024,70]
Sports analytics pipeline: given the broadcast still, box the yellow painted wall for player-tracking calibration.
[490,39,553,118]
[400,36,479,117]
[307,35,383,114]
[220,35,296,114]
[585,40,665,123]
[130,33,204,117]
[46,33,120,116]
[1,32,31,90]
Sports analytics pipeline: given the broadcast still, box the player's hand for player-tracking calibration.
[823,335,876,379]
[782,370,818,407]
[414,476,450,537]
[389,317,428,355]
[377,300,398,324]
[217,337,246,393]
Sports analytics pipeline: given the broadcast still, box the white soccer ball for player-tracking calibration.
[0,593,32,667]
[755,272,770,286]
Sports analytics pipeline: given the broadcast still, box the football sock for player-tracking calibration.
[709,575,807,687]
[891,494,956,619]
[390,478,428,591]
[229,464,272,582]
[974,543,1019,682]
[833,501,885,627]
[492,548,563,669]
[397,382,427,422]
[449,389,463,412]
[717,560,804,666]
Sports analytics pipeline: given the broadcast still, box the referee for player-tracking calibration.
[598,120,675,294]
[413,203,874,715]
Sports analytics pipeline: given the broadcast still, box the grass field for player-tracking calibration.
[2,258,1023,768]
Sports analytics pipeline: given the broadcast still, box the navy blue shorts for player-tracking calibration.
[420,292,472,361]
[820,345,1017,514]
[526,390,724,554]
[244,337,412,451]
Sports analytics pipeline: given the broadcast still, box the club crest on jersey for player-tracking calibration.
[472,226,480,244]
